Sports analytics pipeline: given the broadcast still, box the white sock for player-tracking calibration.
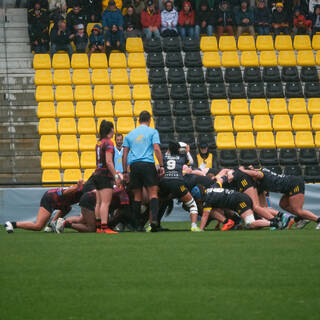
[191,222,197,228]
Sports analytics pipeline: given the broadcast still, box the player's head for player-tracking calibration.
[139,110,151,125]
[115,133,123,148]
[168,140,180,155]
[99,120,114,140]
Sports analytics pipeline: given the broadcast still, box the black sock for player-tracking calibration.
[11,222,17,228]
[270,218,277,228]
[294,216,301,223]
[223,218,228,224]
[132,201,141,227]
[317,217,320,223]
[277,211,283,219]
[150,198,159,224]
[101,223,108,230]
[96,219,101,229]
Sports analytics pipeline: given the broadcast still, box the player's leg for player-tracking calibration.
[179,191,201,231]
[70,209,96,232]
[211,208,235,231]
[99,187,115,233]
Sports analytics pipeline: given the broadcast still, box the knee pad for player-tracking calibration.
[185,198,198,215]
[244,214,255,228]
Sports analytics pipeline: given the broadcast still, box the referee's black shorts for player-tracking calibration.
[159,178,189,199]
[130,161,158,189]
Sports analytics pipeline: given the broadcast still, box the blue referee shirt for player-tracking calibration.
[114,147,123,173]
[123,124,161,164]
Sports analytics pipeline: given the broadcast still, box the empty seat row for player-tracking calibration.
[42,168,95,184]
[147,52,203,68]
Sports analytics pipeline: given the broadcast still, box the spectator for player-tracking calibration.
[80,0,102,22]
[196,143,218,170]
[50,18,74,57]
[178,1,195,39]
[193,0,216,11]
[132,0,145,16]
[309,0,320,14]
[234,0,254,36]
[28,2,48,26]
[66,1,87,34]
[29,10,50,53]
[28,0,49,10]
[312,5,320,34]
[102,0,123,11]
[49,0,67,21]
[254,0,271,35]
[89,24,105,53]
[123,5,141,38]
[293,7,312,34]
[114,133,124,173]
[141,0,161,39]
[272,2,289,35]
[73,24,88,52]
[194,0,214,38]
[215,0,234,37]
[161,0,179,37]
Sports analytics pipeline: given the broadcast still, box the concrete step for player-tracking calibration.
[15,173,42,184]
[14,155,41,173]
[0,138,40,155]
[0,139,12,156]
[0,58,33,70]
[0,123,38,139]
[0,92,36,106]
[6,43,31,53]
[5,9,28,24]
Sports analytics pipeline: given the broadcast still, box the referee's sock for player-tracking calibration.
[150,198,159,225]
[132,201,141,228]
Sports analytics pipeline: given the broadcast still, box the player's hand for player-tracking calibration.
[77,179,84,187]
[159,166,165,177]
[123,172,130,183]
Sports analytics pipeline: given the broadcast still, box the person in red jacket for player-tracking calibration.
[293,7,312,35]
[141,0,161,39]
[178,1,195,39]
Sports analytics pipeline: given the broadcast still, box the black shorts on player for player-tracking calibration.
[159,178,189,199]
[285,177,305,196]
[130,161,158,189]
[79,191,96,212]
[92,174,113,190]
[227,169,256,193]
[40,191,55,214]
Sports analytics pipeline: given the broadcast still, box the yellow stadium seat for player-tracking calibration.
[253,115,272,131]
[97,117,115,129]
[288,98,307,114]
[133,85,151,100]
[256,35,274,51]
[134,100,152,116]
[76,101,94,117]
[230,99,249,115]
[71,53,89,69]
[202,52,221,67]
[312,35,320,50]
[91,69,110,85]
[58,118,77,134]
[295,131,314,148]
[278,51,296,66]
[114,101,133,117]
[276,131,295,148]
[35,86,54,102]
[52,53,70,69]
[297,50,315,66]
[233,115,253,131]
[211,99,229,115]
[72,69,91,85]
[237,35,256,51]
[41,152,60,169]
[117,117,135,133]
[273,114,292,131]
[93,85,112,101]
[256,132,275,148]
[37,102,56,118]
[35,70,52,85]
[275,35,293,51]
[149,118,155,128]
[315,132,320,147]
[128,53,146,68]
[60,152,80,169]
[236,132,255,148]
[200,36,218,51]
[216,132,236,149]
[293,35,312,50]
[113,85,131,101]
[83,168,95,181]
[292,114,311,131]
[40,135,58,152]
[214,116,233,132]
[269,98,287,114]
[55,85,74,102]
[240,51,259,66]
[111,68,129,84]
[33,54,51,69]
[38,118,57,134]
[63,169,82,184]
[90,53,108,68]
[74,85,93,101]
[221,51,240,67]
[53,69,72,85]
[312,114,320,130]
[59,135,78,151]
[316,51,320,65]
[80,151,96,168]
[109,52,127,68]
[130,68,148,84]
[78,117,96,134]
[259,51,277,66]
[308,98,320,114]
[95,101,114,117]
[219,36,237,51]
[250,99,268,115]
[126,37,143,52]
[56,101,75,117]
[42,169,61,185]
[79,135,97,151]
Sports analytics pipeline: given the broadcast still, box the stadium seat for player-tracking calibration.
[52,53,70,69]
[243,67,261,83]
[163,36,181,52]
[128,53,146,68]
[239,149,259,166]
[111,68,129,84]
[182,37,200,52]
[72,69,90,85]
[211,99,229,115]
[230,99,249,115]
[155,116,174,132]
[35,70,52,85]
[91,69,109,85]
[312,35,320,50]
[187,68,204,83]
[109,53,127,68]
[130,68,148,84]
[184,51,202,67]
[200,36,218,51]
[38,118,57,135]
[260,148,278,165]
[300,66,318,82]
[77,117,96,134]
[233,115,253,131]
[216,132,236,149]
[63,169,82,184]
[269,98,287,114]
[97,117,115,129]
[273,114,292,131]
[74,85,92,101]
[237,35,256,51]
[285,82,303,98]
[219,36,237,51]
[224,67,242,83]
[295,131,314,148]
[133,85,151,100]
[220,149,238,167]
[221,51,240,67]
[275,35,293,50]
[83,168,95,181]
[304,82,320,98]
[292,114,311,131]
[56,101,75,117]
[71,53,89,69]
[114,101,133,117]
[168,68,185,84]
[283,165,302,176]
[275,131,295,148]
[126,37,143,52]
[312,114,320,130]
[80,152,96,168]
[281,66,299,82]
[93,85,112,101]
[58,118,77,134]
[266,82,284,99]
[206,68,223,83]
[247,82,265,99]
[297,50,315,66]
[175,116,194,133]
[113,85,131,101]
[151,84,170,100]
[214,116,233,132]
[95,101,113,117]
[37,102,56,118]
[316,51,320,65]
[79,135,96,151]
[53,69,72,85]
[60,152,80,169]
[76,101,94,117]
[228,83,246,99]
[42,169,61,185]
[236,132,256,149]
[144,37,162,53]
[147,52,164,68]
[198,132,216,151]
[117,117,135,133]
[59,135,78,151]
[173,100,191,116]
[259,51,277,66]
[90,53,108,68]
[148,68,166,84]
[170,84,188,100]
[279,148,297,165]
[256,35,274,51]
[253,115,272,131]
[35,86,54,102]
[33,54,51,69]
[256,132,275,148]
[40,135,58,152]
[178,133,196,150]
[195,116,213,132]
[278,51,296,66]
[300,148,318,165]
[41,152,60,169]
[134,100,152,116]
[288,98,307,114]
[202,52,221,67]
[208,82,227,99]
[241,51,259,67]
[190,84,207,100]
[293,35,312,50]
[263,66,281,82]
[250,99,268,114]
[55,86,74,102]
[304,165,320,183]
[315,131,320,147]
[308,98,320,114]
[192,100,210,116]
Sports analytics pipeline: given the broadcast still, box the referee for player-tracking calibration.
[122,111,164,231]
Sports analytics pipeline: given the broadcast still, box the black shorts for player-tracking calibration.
[79,191,96,211]
[236,175,256,193]
[159,179,189,199]
[92,174,113,190]
[130,161,158,189]
[286,177,305,196]
[231,193,253,216]
[40,191,54,214]
[83,174,97,194]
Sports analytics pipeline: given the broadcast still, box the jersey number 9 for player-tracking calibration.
[167,159,176,170]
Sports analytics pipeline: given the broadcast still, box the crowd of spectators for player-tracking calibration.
[26,0,320,55]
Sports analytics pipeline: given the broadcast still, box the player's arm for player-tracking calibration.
[154,143,164,176]
[189,169,206,176]
[238,166,264,179]
[215,168,229,178]
[200,207,212,230]
[185,144,194,166]
[63,180,84,195]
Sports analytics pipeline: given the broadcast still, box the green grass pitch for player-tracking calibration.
[0,222,319,320]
